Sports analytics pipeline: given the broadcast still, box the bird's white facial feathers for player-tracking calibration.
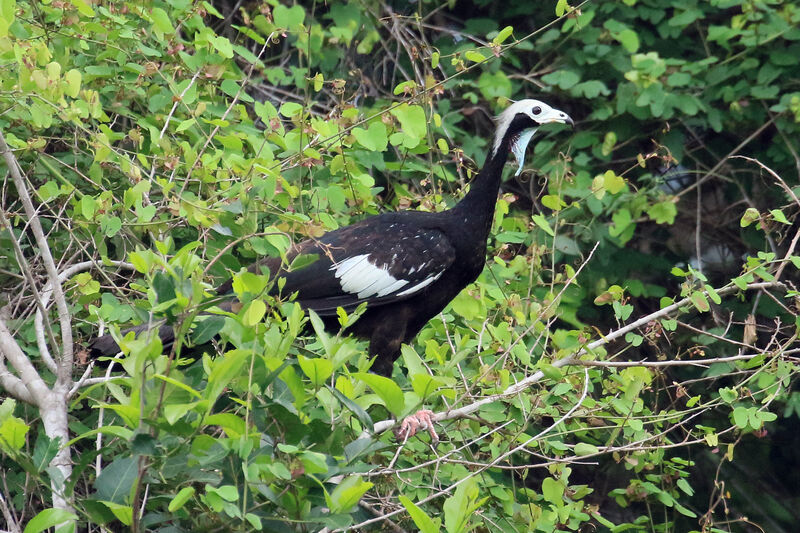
[331,254,440,299]
[492,99,572,175]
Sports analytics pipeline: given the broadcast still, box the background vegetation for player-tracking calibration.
[1,0,799,531]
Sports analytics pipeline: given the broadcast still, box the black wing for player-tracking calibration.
[224,219,456,315]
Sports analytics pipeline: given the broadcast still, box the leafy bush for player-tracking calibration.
[1,0,798,531]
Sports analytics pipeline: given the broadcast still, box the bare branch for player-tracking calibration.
[574,351,792,368]
[0,314,50,405]
[732,155,800,283]
[0,480,21,533]
[35,260,135,374]
[366,280,786,437]
[0,130,74,389]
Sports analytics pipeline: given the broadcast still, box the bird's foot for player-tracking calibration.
[394,409,438,443]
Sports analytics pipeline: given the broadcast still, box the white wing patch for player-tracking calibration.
[396,272,443,296]
[330,254,442,299]
[331,254,409,299]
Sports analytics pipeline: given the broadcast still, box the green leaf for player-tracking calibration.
[674,501,697,518]
[289,253,320,271]
[0,415,28,452]
[532,214,554,236]
[273,4,305,29]
[352,121,388,152]
[609,208,633,238]
[465,49,486,63]
[542,477,564,505]
[101,216,122,238]
[613,301,634,320]
[667,72,691,87]
[625,332,643,346]
[541,70,580,90]
[718,387,737,403]
[450,290,484,320]
[329,386,374,432]
[210,35,234,59]
[244,300,266,326]
[601,131,617,156]
[541,194,566,212]
[758,411,777,423]
[221,79,251,100]
[176,118,196,132]
[150,7,174,34]
[732,406,749,429]
[23,508,78,533]
[411,373,442,400]
[555,0,569,17]
[740,207,760,227]
[297,355,333,388]
[299,450,328,474]
[389,104,427,147]
[280,102,304,117]
[94,456,138,504]
[0,0,16,38]
[327,475,373,513]
[540,364,563,381]
[443,477,485,533]
[354,373,405,416]
[212,484,239,502]
[99,501,133,526]
[191,316,225,345]
[80,195,97,220]
[312,72,324,91]
[205,349,249,406]
[704,284,721,305]
[494,26,513,45]
[574,442,599,456]
[32,434,60,473]
[770,209,790,224]
[603,170,625,194]
[245,513,262,530]
[647,200,677,225]
[68,0,95,17]
[64,69,81,98]
[400,495,441,533]
[167,487,195,513]
[616,29,640,53]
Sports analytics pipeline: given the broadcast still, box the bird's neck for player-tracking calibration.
[452,139,510,233]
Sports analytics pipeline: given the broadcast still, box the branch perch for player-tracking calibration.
[365,280,787,437]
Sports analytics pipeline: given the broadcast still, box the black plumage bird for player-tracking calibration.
[90,100,573,381]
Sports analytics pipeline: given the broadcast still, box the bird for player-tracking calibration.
[89,99,573,438]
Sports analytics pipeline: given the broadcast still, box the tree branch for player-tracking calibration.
[365,280,786,437]
[0,130,73,390]
[0,314,51,405]
[35,260,135,374]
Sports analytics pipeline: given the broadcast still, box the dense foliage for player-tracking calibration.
[1,0,799,531]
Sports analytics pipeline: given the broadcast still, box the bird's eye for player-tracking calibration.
[532,106,541,115]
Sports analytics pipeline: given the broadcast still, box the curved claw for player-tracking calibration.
[394,409,438,443]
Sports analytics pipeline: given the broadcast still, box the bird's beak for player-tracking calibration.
[539,109,575,128]
[547,112,574,127]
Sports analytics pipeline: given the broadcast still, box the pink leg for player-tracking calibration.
[395,409,438,443]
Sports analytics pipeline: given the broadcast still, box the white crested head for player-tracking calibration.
[492,99,573,175]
